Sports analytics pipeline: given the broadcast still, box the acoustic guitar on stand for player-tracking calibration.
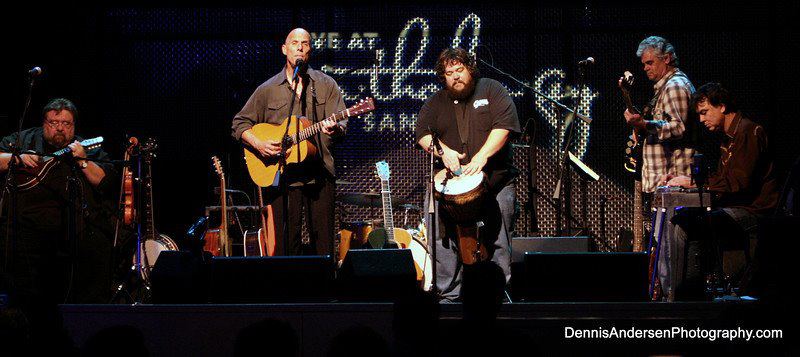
[203,156,232,257]
[244,98,375,187]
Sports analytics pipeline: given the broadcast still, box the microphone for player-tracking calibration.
[28,66,43,77]
[429,127,444,156]
[292,59,306,83]
[578,57,595,66]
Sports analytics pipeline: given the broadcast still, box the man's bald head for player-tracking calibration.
[282,28,312,70]
[285,28,311,44]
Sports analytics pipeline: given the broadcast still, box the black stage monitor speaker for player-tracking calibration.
[511,236,589,263]
[514,252,649,302]
[209,255,334,303]
[337,249,417,301]
[150,251,209,304]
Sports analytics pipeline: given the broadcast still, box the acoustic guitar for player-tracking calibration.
[203,156,232,257]
[244,98,375,187]
[367,161,427,281]
[243,187,275,257]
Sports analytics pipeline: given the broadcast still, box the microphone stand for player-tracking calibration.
[280,65,302,256]
[427,130,444,298]
[478,58,594,236]
[554,64,588,236]
[478,59,592,125]
[1,72,38,280]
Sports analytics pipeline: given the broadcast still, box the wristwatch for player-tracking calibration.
[80,161,88,169]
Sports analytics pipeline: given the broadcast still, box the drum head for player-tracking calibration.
[434,169,486,195]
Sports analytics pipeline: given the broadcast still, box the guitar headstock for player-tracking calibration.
[211,155,224,179]
[348,97,376,116]
[619,71,634,91]
[375,160,390,181]
[140,138,158,164]
[82,136,104,151]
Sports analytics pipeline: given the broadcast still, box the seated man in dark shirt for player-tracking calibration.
[1,98,115,353]
[1,98,115,304]
[664,83,778,299]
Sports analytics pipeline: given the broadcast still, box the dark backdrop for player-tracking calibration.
[3,0,799,252]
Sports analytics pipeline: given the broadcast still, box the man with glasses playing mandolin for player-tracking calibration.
[1,98,115,351]
[232,28,346,256]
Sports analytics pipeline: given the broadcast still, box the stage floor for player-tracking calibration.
[61,300,791,356]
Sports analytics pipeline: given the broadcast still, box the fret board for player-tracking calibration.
[143,164,157,240]
[289,109,348,144]
[380,178,395,242]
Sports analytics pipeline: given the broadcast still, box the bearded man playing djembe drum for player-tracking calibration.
[415,47,520,303]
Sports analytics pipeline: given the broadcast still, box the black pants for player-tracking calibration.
[672,208,753,300]
[267,177,335,256]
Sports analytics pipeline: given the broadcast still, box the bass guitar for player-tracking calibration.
[244,98,375,187]
[619,71,646,253]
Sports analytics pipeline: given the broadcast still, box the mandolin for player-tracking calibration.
[13,136,104,191]
[243,98,375,187]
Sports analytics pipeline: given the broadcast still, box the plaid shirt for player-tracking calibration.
[642,68,696,193]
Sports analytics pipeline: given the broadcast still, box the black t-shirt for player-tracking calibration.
[415,77,521,191]
[0,127,115,232]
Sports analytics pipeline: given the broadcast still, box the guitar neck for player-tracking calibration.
[290,109,349,144]
[632,180,644,252]
[620,89,639,115]
[142,164,157,240]
[380,179,395,243]
[219,177,230,256]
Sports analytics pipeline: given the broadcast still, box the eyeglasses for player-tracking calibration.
[45,120,74,128]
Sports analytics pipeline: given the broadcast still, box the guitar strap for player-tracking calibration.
[644,70,675,145]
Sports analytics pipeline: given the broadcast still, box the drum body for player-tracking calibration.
[133,233,178,283]
[434,169,492,264]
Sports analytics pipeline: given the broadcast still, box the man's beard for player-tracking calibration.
[446,78,476,100]
[47,133,69,148]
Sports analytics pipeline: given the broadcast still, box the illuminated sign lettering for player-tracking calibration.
[314,14,597,159]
